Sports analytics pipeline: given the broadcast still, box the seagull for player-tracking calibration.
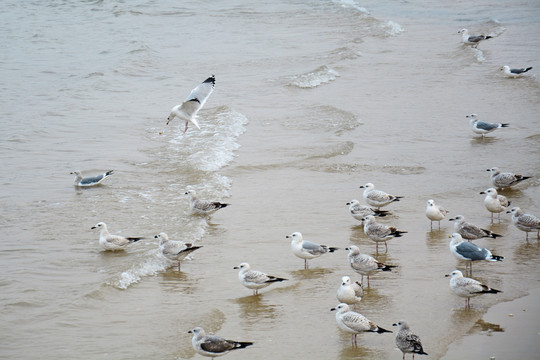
[466,114,508,137]
[393,320,428,360]
[188,327,253,357]
[449,233,503,274]
[363,215,407,253]
[346,199,390,223]
[487,167,531,189]
[286,232,338,269]
[345,245,396,286]
[70,170,113,187]
[233,262,287,295]
[359,183,403,209]
[458,28,492,48]
[331,303,391,346]
[425,199,449,230]
[154,232,202,270]
[500,65,533,77]
[480,188,511,223]
[507,207,540,240]
[166,75,215,133]
[449,215,501,241]
[91,222,143,251]
[185,190,229,215]
[336,276,363,309]
[445,270,502,308]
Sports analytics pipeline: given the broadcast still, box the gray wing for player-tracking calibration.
[341,312,370,332]
[80,174,105,185]
[200,335,235,354]
[244,270,271,284]
[455,241,488,260]
[193,199,225,212]
[476,121,499,131]
[367,190,393,203]
[302,240,327,255]
[468,35,485,43]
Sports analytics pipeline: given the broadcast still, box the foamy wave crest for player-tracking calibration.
[289,66,340,88]
[110,255,169,290]
[382,20,404,36]
[332,0,369,14]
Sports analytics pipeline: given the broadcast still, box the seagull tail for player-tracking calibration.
[524,67,533,72]
[375,326,392,334]
[499,123,510,128]
[390,229,407,237]
[105,170,114,176]
[232,341,253,350]
[266,276,287,283]
[482,287,502,294]
[490,255,504,261]
[485,35,493,40]
[488,231,503,238]
[190,117,201,130]
[374,209,391,217]
[379,263,397,271]
[127,237,144,243]
[328,247,339,253]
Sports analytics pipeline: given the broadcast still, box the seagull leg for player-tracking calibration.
[384,241,388,253]
[304,259,308,270]
[490,212,494,223]
[178,260,182,270]
[430,221,433,231]
[183,121,189,134]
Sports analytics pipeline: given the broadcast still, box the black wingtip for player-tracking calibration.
[328,247,339,252]
[203,75,216,85]
[492,255,504,261]
[500,123,510,128]
[233,341,253,350]
[376,327,392,334]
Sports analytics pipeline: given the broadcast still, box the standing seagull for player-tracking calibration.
[446,270,501,308]
[487,167,531,189]
[188,327,253,357]
[71,170,113,187]
[233,262,287,295]
[166,75,215,133]
[363,215,407,253]
[500,65,532,77]
[425,199,449,230]
[507,207,540,240]
[346,199,390,223]
[466,114,508,137]
[458,28,492,48]
[360,183,403,209]
[286,232,338,269]
[480,188,511,223]
[336,276,363,309]
[154,232,202,270]
[331,303,391,346]
[449,215,501,241]
[449,233,503,274]
[185,190,229,215]
[91,222,143,251]
[345,245,396,286]
[393,320,428,360]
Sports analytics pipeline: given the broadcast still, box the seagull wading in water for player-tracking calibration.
[466,114,508,137]
[154,232,202,270]
[91,222,143,251]
[233,262,287,295]
[480,188,511,223]
[500,65,532,77]
[185,190,229,215]
[166,75,215,133]
[359,182,403,209]
[71,170,114,187]
[286,232,338,269]
[458,28,492,48]
[507,207,540,240]
[446,270,501,308]
[331,303,392,347]
[425,199,448,230]
[393,320,428,360]
[487,167,531,189]
[188,327,253,357]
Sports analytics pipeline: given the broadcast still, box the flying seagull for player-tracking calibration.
[166,75,215,133]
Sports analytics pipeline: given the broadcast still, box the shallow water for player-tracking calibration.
[1,0,539,359]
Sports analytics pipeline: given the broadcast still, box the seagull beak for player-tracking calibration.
[91,226,96,229]
[445,274,451,277]
[392,323,398,326]
[480,191,485,194]
[233,266,239,269]
[330,307,336,312]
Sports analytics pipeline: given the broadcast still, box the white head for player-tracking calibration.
[466,113,478,120]
[360,183,375,191]
[345,245,360,256]
[188,326,206,339]
[347,199,360,206]
[185,189,197,198]
[449,233,464,244]
[393,320,410,330]
[234,262,251,272]
[286,232,303,242]
[458,28,468,34]
[330,303,350,313]
[508,207,522,216]
[427,199,435,207]
[450,214,465,222]
[480,188,498,197]
[486,167,500,175]
[91,222,107,231]
[363,214,375,223]
[154,232,169,244]
[448,269,464,279]
[341,276,352,286]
